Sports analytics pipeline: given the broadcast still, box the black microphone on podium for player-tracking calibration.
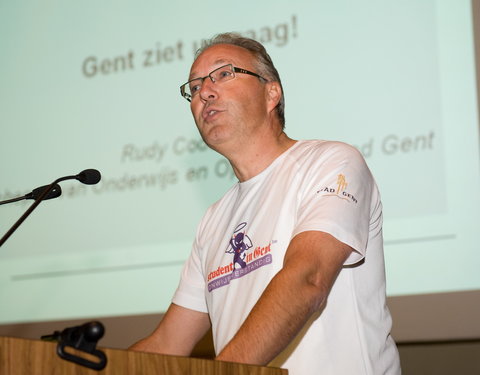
[0,169,101,247]
[41,321,107,370]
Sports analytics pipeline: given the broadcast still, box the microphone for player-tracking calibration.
[0,184,62,206]
[76,169,101,185]
[41,321,107,370]
[0,169,101,247]
[41,321,105,343]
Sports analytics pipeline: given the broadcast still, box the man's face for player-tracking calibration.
[188,44,273,152]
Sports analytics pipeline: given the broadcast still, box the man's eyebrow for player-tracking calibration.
[189,59,230,80]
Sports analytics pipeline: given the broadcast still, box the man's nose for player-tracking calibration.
[199,78,218,101]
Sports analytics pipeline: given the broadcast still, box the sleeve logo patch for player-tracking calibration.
[316,174,358,204]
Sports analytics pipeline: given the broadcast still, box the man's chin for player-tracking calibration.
[199,123,227,142]
[202,132,234,153]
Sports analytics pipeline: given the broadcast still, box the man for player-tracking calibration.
[131,33,401,374]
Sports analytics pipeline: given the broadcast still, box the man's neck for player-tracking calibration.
[225,130,296,182]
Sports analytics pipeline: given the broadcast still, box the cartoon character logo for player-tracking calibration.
[225,222,253,270]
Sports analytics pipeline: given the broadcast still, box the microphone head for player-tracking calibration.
[76,169,101,185]
[82,321,105,342]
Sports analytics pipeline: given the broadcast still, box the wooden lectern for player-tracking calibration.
[0,336,287,375]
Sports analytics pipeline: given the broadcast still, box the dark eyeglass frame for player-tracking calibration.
[180,64,267,102]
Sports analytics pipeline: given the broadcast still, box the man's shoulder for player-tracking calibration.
[290,139,364,163]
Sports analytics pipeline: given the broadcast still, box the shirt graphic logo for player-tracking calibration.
[206,222,273,292]
[226,222,252,270]
[317,174,358,203]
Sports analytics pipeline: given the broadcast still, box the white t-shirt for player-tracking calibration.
[173,140,401,375]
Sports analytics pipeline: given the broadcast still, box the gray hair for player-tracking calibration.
[195,33,285,129]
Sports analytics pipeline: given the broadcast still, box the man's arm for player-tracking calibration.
[215,230,353,365]
[129,303,210,356]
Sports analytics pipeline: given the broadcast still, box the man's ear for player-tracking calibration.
[266,81,282,113]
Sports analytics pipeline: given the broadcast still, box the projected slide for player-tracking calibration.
[0,0,479,324]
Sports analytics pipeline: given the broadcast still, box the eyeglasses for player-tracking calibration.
[180,64,267,102]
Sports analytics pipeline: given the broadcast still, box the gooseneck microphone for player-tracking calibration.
[0,169,101,247]
[76,169,101,185]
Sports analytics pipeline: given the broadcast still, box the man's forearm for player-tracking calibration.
[215,265,326,365]
[129,303,211,356]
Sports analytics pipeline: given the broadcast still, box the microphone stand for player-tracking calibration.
[0,175,77,247]
[0,196,26,205]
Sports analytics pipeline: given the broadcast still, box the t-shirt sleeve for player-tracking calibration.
[292,142,377,265]
[172,219,209,313]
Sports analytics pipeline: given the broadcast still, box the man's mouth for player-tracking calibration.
[203,107,222,120]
